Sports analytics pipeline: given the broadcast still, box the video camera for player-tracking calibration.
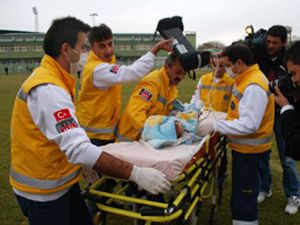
[269,66,297,96]
[244,25,267,50]
[244,26,298,96]
[154,16,211,79]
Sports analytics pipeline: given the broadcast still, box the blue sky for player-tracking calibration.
[0,0,299,45]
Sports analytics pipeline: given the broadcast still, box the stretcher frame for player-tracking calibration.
[82,133,228,225]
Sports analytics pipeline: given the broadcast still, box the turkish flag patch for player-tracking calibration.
[54,108,72,122]
[110,64,120,74]
[53,108,78,133]
[138,88,153,102]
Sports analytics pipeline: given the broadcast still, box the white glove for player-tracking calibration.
[197,119,215,136]
[129,166,171,195]
[81,166,99,184]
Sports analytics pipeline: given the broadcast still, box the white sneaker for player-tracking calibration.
[285,196,300,215]
[257,190,272,203]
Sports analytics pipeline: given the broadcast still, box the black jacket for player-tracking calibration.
[281,99,300,160]
[254,48,286,81]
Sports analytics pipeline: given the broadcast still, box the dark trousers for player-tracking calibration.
[15,183,93,225]
[231,150,269,222]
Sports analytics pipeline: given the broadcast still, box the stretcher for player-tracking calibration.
[82,133,228,225]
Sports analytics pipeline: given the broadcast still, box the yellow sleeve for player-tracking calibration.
[125,80,159,131]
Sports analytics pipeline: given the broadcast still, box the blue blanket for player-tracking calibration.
[141,110,202,149]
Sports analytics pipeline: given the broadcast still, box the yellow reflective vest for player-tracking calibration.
[226,64,274,153]
[77,51,120,141]
[116,67,178,141]
[199,72,234,112]
[10,55,81,194]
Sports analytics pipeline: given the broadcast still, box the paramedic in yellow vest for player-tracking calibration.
[190,54,234,112]
[117,52,186,142]
[77,24,173,147]
[198,44,274,225]
[10,17,171,225]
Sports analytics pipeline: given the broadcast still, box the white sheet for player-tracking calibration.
[102,135,210,181]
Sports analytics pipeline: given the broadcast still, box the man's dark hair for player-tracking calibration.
[285,40,300,65]
[267,25,287,42]
[165,52,181,67]
[89,24,113,45]
[222,43,254,66]
[43,17,90,58]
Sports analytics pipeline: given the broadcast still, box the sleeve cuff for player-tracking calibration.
[281,104,294,114]
[147,51,156,59]
[83,144,103,168]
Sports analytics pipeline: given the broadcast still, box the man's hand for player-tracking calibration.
[150,39,173,55]
[129,166,171,195]
[81,166,99,184]
[197,119,215,136]
[274,85,290,107]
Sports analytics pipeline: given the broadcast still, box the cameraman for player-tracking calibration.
[275,41,300,160]
[252,25,300,214]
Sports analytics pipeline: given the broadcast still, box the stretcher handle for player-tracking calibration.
[81,188,103,203]
[140,207,165,216]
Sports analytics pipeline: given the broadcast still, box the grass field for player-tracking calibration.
[1,73,300,225]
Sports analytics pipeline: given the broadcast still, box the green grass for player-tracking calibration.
[1,73,300,225]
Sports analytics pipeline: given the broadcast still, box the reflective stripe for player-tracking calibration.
[234,83,271,99]
[115,130,132,142]
[80,125,116,135]
[199,85,213,90]
[10,167,81,190]
[199,85,232,92]
[157,95,166,105]
[18,89,27,102]
[232,88,243,100]
[229,135,273,146]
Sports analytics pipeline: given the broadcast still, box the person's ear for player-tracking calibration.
[236,59,243,67]
[164,63,170,73]
[61,43,70,58]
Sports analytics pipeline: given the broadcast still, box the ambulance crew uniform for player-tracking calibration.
[10,55,102,225]
[214,64,274,224]
[77,50,157,145]
[117,67,178,142]
[191,72,234,112]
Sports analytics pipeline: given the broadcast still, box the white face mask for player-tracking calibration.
[225,67,238,78]
[79,52,88,67]
[67,47,81,74]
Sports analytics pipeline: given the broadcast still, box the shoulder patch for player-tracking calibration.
[53,108,71,122]
[53,108,78,133]
[110,64,120,74]
[138,88,153,102]
[56,118,79,134]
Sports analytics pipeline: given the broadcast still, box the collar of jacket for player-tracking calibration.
[235,64,260,85]
[160,67,171,88]
[207,72,229,84]
[41,55,76,98]
[88,50,116,64]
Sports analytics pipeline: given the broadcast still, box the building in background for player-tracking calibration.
[0,30,196,74]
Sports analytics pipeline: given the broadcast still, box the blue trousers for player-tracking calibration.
[231,150,268,222]
[15,183,93,225]
[259,112,300,197]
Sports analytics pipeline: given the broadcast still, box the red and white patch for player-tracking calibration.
[110,64,120,74]
[53,108,72,122]
[55,118,79,133]
[138,88,153,102]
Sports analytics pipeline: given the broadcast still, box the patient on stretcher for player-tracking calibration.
[101,102,226,181]
[141,111,202,149]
